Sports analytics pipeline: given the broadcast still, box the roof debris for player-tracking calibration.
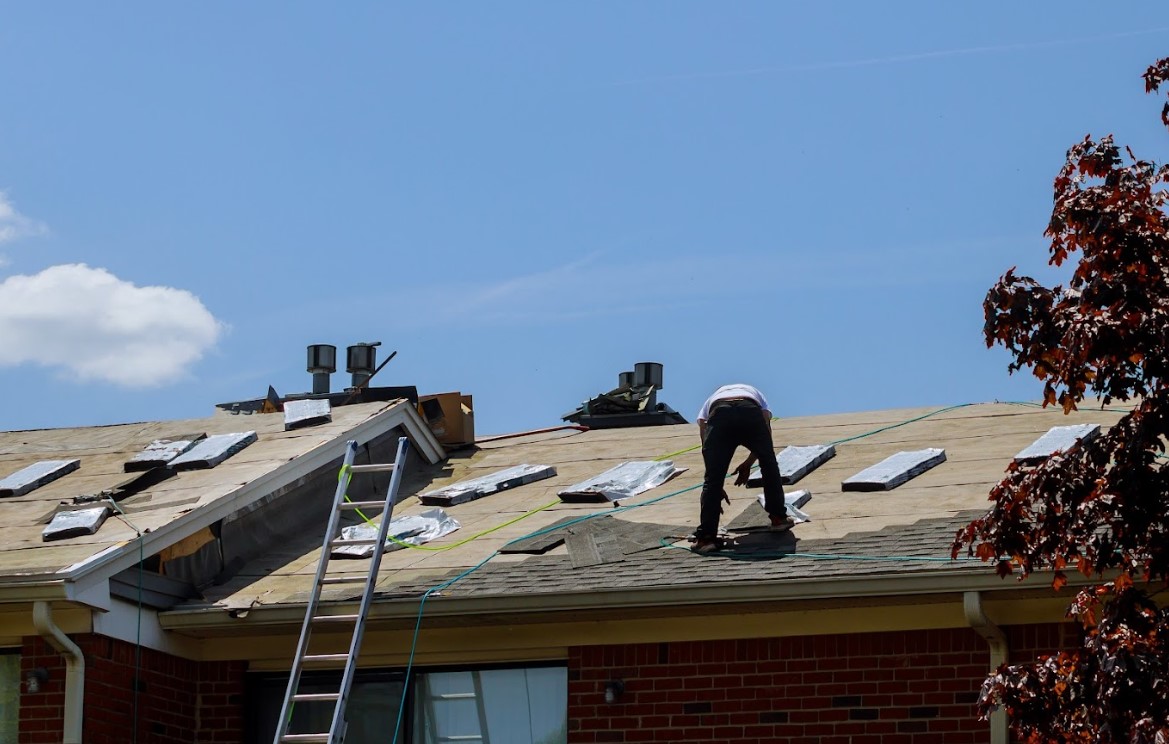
[332,508,460,558]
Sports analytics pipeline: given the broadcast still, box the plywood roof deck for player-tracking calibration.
[0,401,413,580]
[194,400,1126,610]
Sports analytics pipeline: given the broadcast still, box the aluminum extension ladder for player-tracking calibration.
[273,437,410,744]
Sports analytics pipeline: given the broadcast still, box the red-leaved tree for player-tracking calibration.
[954,57,1169,743]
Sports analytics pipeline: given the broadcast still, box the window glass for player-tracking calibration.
[0,652,19,742]
[414,667,567,744]
[245,671,404,744]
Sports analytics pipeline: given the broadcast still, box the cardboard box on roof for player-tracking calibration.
[418,392,475,446]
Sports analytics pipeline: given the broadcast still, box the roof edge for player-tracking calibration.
[159,563,1070,632]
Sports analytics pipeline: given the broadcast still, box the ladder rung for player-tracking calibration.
[320,575,369,585]
[281,735,330,743]
[350,463,396,473]
[435,692,478,700]
[313,614,360,623]
[331,538,382,546]
[293,692,341,703]
[302,653,349,664]
[438,737,485,742]
[340,500,385,510]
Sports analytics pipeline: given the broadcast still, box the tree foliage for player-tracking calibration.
[953,57,1169,743]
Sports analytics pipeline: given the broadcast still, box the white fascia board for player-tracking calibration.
[92,597,200,658]
[58,401,445,589]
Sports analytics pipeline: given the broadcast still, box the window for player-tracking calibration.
[413,667,567,744]
[0,651,19,742]
[246,670,405,744]
[246,664,567,744]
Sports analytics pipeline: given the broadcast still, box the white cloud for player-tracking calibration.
[0,264,224,387]
[0,191,47,244]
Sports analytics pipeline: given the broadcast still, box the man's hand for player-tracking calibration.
[733,459,755,486]
[719,487,731,514]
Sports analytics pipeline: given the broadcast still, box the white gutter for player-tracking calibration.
[963,591,1008,744]
[33,601,84,744]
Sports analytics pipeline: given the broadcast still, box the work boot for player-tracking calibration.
[690,536,726,555]
[769,514,796,533]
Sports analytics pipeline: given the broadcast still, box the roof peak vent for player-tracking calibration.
[562,361,686,429]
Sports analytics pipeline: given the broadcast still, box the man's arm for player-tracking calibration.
[733,453,757,485]
[698,419,707,443]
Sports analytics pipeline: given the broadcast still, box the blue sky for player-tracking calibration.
[0,4,1165,435]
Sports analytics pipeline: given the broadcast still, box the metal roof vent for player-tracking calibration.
[307,344,337,395]
[562,361,686,429]
[634,361,663,389]
[347,342,380,389]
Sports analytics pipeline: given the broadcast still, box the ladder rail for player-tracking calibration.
[328,436,410,741]
[272,440,360,744]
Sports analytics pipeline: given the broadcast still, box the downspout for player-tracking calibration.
[963,591,1008,744]
[32,601,84,744]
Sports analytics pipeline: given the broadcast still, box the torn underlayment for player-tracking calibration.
[418,464,556,507]
[558,460,685,504]
[331,508,460,558]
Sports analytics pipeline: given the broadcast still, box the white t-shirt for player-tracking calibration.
[696,384,771,422]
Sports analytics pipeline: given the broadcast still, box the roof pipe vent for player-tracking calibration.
[633,362,663,390]
[618,371,635,389]
[347,342,381,389]
[306,344,337,395]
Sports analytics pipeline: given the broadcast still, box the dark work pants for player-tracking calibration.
[697,401,786,539]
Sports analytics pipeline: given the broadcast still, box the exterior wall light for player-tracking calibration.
[25,667,49,694]
[603,680,625,704]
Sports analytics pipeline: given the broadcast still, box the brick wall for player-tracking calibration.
[19,635,245,744]
[568,623,1073,744]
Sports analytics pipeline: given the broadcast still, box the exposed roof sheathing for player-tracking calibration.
[179,401,1126,618]
[0,400,439,589]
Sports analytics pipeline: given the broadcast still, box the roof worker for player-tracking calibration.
[692,383,795,554]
